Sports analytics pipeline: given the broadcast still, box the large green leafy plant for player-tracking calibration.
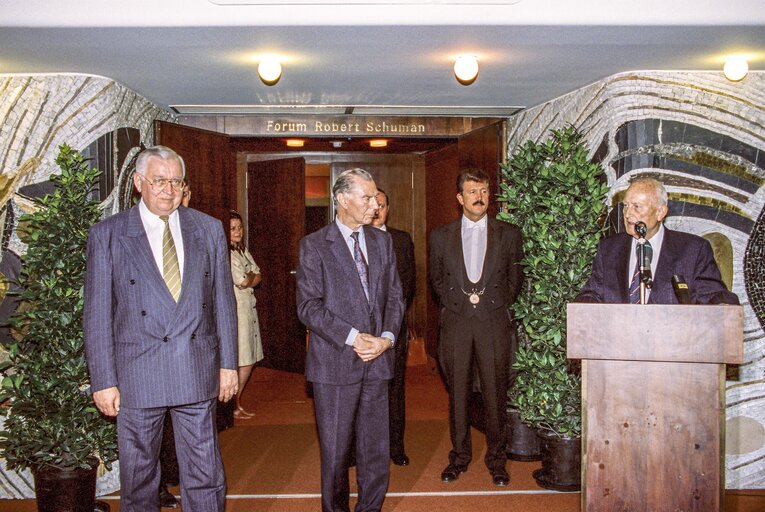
[0,144,117,471]
[498,126,608,438]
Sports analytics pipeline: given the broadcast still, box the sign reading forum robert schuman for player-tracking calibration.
[219,116,484,137]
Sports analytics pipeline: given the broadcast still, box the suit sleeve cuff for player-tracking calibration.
[381,331,396,347]
[345,328,359,346]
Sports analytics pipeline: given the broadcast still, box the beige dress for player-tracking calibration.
[231,248,264,366]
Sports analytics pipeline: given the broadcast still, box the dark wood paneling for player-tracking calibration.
[247,158,306,374]
[424,143,460,357]
[155,120,235,227]
[458,122,502,218]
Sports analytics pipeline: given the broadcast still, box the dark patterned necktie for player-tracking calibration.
[350,231,369,300]
[628,240,652,304]
[159,215,182,302]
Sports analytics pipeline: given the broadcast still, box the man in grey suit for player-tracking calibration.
[575,177,738,305]
[296,168,405,512]
[84,145,238,512]
[430,169,523,487]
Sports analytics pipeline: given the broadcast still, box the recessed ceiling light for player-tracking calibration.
[286,139,304,147]
[454,55,479,86]
[369,139,388,148]
[723,56,749,82]
[258,56,282,85]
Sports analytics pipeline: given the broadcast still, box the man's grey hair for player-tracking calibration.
[136,145,186,178]
[629,177,668,206]
[332,168,374,204]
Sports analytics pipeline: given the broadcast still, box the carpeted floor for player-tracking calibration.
[1,364,763,511]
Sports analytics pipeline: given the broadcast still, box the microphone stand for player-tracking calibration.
[637,238,652,305]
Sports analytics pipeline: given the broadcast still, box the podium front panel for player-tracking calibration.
[582,359,724,512]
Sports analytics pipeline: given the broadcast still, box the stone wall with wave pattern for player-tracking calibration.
[0,73,173,498]
[506,70,765,488]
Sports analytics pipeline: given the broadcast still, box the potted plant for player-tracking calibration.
[0,144,117,511]
[497,125,608,491]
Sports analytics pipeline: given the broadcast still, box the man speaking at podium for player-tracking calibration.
[575,177,738,305]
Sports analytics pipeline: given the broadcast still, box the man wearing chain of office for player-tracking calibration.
[429,169,523,487]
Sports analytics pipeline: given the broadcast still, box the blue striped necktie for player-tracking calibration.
[628,240,652,304]
[350,231,369,301]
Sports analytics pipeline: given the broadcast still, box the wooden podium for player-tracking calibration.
[567,304,743,512]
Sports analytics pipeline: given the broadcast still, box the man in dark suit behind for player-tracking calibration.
[371,188,415,466]
[575,177,738,305]
[84,145,239,512]
[429,169,524,487]
[296,169,405,512]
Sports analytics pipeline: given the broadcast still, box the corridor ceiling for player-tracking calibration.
[1,0,764,115]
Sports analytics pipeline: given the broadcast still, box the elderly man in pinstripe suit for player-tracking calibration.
[84,145,238,512]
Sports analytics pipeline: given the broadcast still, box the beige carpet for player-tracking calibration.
[1,365,762,511]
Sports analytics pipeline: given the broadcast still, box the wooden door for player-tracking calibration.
[247,158,306,373]
[154,120,235,226]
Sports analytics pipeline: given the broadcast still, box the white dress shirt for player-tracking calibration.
[461,214,488,283]
[138,200,185,280]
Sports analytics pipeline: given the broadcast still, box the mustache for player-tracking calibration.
[472,200,486,206]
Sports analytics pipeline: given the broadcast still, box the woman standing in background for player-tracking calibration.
[229,211,264,419]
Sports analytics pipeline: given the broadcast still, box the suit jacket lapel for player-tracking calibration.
[448,221,466,289]
[615,234,632,303]
[178,208,204,307]
[327,223,369,305]
[649,227,676,304]
[481,219,499,283]
[120,207,174,305]
[364,226,382,306]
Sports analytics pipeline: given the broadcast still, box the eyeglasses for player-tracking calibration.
[137,174,186,191]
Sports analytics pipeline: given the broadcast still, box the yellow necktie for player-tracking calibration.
[159,215,182,302]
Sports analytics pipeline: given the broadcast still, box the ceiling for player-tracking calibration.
[1,0,764,116]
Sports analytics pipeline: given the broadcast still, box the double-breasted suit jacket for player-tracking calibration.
[575,228,739,305]
[84,205,238,408]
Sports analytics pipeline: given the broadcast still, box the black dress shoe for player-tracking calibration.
[94,501,111,512]
[491,467,510,487]
[159,486,180,509]
[441,463,468,482]
[391,453,410,466]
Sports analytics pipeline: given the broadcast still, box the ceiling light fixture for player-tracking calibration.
[453,55,479,86]
[258,56,282,85]
[285,139,304,147]
[723,56,749,82]
[369,139,388,148]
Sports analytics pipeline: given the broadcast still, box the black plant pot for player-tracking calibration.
[506,407,541,461]
[33,457,99,512]
[533,429,581,492]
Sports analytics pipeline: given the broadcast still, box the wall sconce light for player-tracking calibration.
[453,55,479,86]
[723,56,749,82]
[369,139,388,148]
[258,57,282,85]
[285,139,304,147]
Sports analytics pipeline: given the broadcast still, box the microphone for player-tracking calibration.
[672,275,692,304]
[639,240,653,288]
[635,221,647,239]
